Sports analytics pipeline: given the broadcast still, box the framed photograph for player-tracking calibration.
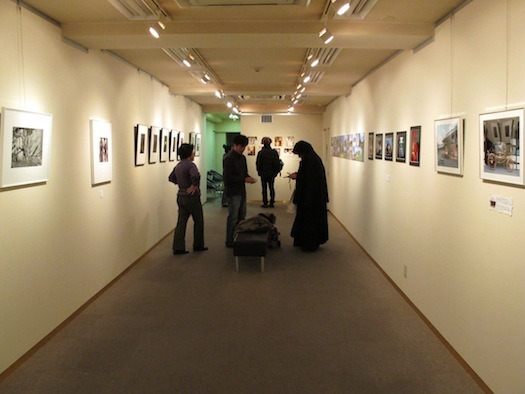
[177,131,185,161]
[0,108,53,188]
[135,124,147,166]
[435,118,463,175]
[409,126,421,166]
[169,130,177,162]
[160,128,169,162]
[189,132,196,146]
[149,126,160,164]
[248,136,257,145]
[285,136,295,147]
[195,133,201,157]
[384,133,394,161]
[396,131,407,163]
[375,133,383,159]
[247,145,256,156]
[90,119,112,185]
[480,109,523,185]
[274,136,283,147]
[368,132,374,160]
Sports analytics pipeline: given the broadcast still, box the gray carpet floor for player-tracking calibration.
[0,196,485,393]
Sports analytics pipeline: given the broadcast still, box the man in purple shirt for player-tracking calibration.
[169,143,207,254]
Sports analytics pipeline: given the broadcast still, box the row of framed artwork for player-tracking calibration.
[331,108,524,186]
[134,124,201,166]
[0,107,202,188]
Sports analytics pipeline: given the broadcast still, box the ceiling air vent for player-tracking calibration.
[107,0,170,20]
[175,0,309,6]
[261,115,273,123]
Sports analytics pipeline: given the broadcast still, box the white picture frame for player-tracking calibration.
[135,124,147,166]
[169,130,177,162]
[0,107,53,188]
[480,109,523,185]
[195,133,201,157]
[90,119,112,185]
[149,126,160,164]
[177,131,185,161]
[160,128,169,162]
[435,117,463,175]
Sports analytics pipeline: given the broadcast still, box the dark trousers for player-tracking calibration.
[225,194,246,246]
[261,176,276,206]
[173,194,204,251]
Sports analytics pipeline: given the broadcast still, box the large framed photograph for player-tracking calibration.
[169,130,177,162]
[135,124,147,166]
[384,132,394,161]
[435,117,463,175]
[149,126,160,164]
[160,128,169,162]
[375,133,383,160]
[396,131,407,163]
[0,108,53,188]
[177,131,185,160]
[368,132,374,160]
[480,109,523,185]
[90,119,112,185]
[409,126,421,167]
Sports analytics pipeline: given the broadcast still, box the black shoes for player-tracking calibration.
[194,247,209,252]
[173,250,189,255]
[261,204,268,208]
[269,203,275,208]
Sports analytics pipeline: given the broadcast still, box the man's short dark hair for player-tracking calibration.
[179,143,194,159]
[232,135,249,147]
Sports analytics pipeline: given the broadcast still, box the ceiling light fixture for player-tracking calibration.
[310,58,320,67]
[303,75,311,83]
[182,58,192,67]
[149,27,160,38]
[332,0,351,16]
[319,27,334,44]
[227,101,233,108]
[288,106,294,112]
[215,90,223,98]
[157,21,166,30]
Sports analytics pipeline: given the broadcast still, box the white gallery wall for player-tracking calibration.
[0,2,204,374]
[323,0,524,392]
[240,113,323,203]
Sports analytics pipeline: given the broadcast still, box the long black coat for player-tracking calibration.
[291,141,329,250]
[256,146,280,179]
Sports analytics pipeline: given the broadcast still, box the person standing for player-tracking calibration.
[169,143,208,254]
[288,140,329,252]
[223,134,256,247]
[256,137,281,208]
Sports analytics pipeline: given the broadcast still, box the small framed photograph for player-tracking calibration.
[396,131,407,163]
[160,128,169,162]
[195,133,201,157]
[0,108,53,188]
[248,136,257,145]
[247,145,256,156]
[177,131,185,160]
[274,136,283,147]
[480,109,523,185]
[169,130,177,162]
[189,132,196,146]
[149,126,160,164]
[368,132,374,160]
[375,133,383,159]
[409,126,421,166]
[135,124,147,166]
[435,117,463,175]
[384,132,394,161]
[285,136,295,147]
[90,119,112,185]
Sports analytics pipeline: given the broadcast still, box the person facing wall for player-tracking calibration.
[256,137,281,208]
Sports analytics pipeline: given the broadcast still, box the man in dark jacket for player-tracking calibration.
[256,137,281,208]
[223,134,256,247]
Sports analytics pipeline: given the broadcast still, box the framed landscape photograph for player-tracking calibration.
[0,108,53,188]
[480,109,523,185]
[375,133,383,160]
[384,132,394,161]
[396,131,407,163]
[409,126,421,166]
[160,128,169,162]
[435,117,463,175]
[90,119,112,185]
[149,126,160,164]
[135,124,147,166]
[368,132,374,160]
[169,130,177,162]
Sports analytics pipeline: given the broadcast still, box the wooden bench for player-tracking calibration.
[233,231,269,272]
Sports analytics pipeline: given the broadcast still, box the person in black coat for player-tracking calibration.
[256,137,281,208]
[289,140,329,252]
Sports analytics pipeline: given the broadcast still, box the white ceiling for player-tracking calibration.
[19,0,470,117]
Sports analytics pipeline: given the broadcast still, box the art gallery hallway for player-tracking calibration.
[0,197,485,393]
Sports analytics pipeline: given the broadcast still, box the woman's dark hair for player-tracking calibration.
[292,140,314,155]
[223,144,231,154]
[178,143,194,159]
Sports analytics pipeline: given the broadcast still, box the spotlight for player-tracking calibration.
[311,58,320,67]
[182,58,192,68]
[233,107,240,114]
[204,73,211,81]
[215,90,223,98]
[288,106,294,112]
[227,101,233,108]
[303,75,311,83]
[157,21,166,30]
[149,27,159,39]
[332,0,351,16]
[319,27,334,44]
